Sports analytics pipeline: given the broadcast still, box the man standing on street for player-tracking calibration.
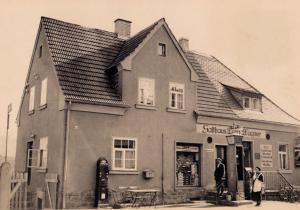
[214,158,226,197]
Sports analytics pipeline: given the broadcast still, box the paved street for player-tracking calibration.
[69,201,300,210]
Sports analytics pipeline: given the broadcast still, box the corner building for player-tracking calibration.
[15,17,300,209]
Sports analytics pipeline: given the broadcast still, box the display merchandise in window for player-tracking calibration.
[176,144,200,187]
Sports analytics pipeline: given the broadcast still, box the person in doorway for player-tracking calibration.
[252,167,264,206]
[214,158,226,197]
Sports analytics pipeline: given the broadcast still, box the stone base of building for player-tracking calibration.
[64,188,207,208]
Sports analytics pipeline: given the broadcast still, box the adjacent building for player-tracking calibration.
[15,17,300,209]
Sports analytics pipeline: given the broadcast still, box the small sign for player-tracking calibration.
[45,173,58,183]
[196,124,266,139]
[260,144,273,168]
[176,145,199,152]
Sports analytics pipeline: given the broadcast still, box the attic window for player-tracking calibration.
[158,43,166,56]
[39,45,42,58]
[242,96,261,111]
[243,97,250,109]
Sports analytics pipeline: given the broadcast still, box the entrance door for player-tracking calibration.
[242,141,253,168]
[216,145,227,187]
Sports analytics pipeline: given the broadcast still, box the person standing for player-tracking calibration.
[214,158,226,197]
[252,167,264,206]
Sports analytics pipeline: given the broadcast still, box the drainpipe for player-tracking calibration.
[62,101,71,209]
[161,133,165,205]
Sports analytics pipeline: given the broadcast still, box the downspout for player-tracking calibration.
[62,101,71,209]
[161,133,165,205]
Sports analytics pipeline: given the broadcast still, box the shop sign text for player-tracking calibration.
[197,124,266,139]
[260,144,273,168]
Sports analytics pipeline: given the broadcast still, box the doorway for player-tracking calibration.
[215,145,227,187]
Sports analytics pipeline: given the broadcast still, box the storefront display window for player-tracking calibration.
[176,143,200,187]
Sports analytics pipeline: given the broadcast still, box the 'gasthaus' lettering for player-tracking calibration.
[197,124,265,139]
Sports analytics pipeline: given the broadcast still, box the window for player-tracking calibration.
[40,78,48,106]
[38,137,48,169]
[158,43,166,56]
[176,143,200,187]
[138,78,155,106]
[39,45,42,58]
[252,98,260,110]
[112,138,137,170]
[26,137,48,170]
[279,144,289,170]
[243,97,250,109]
[29,86,35,111]
[169,83,184,110]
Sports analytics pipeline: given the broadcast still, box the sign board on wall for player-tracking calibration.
[196,124,266,139]
[260,144,273,168]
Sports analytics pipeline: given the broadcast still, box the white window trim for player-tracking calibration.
[137,77,155,106]
[40,78,48,106]
[243,96,251,109]
[112,137,137,171]
[29,86,35,112]
[169,82,185,110]
[158,42,166,56]
[278,143,289,171]
[38,137,48,169]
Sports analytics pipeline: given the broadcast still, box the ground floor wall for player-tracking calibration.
[60,112,300,208]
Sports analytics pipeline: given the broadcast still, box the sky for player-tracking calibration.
[0,0,300,158]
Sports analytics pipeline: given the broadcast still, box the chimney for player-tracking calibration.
[179,38,189,52]
[114,18,132,39]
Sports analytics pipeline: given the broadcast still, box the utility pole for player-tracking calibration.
[5,103,12,162]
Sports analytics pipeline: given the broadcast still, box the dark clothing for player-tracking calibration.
[214,163,225,196]
[252,191,262,205]
[214,163,225,181]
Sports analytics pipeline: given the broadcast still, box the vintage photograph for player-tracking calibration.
[0,1,300,210]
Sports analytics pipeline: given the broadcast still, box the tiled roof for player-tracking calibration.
[108,19,162,69]
[42,17,125,104]
[187,51,300,126]
[185,51,237,118]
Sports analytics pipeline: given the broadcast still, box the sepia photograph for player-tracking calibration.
[0,1,300,210]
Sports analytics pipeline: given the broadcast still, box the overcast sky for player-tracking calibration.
[1,0,300,157]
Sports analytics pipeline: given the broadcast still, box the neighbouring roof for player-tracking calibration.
[187,51,300,126]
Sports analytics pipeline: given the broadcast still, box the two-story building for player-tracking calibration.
[15,17,300,209]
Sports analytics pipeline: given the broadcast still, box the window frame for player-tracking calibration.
[137,77,155,106]
[29,86,35,112]
[278,144,289,170]
[40,78,48,107]
[112,137,137,171]
[38,137,48,169]
[158,43,166,57]
[169,82,185,110]
[243,96,251,109]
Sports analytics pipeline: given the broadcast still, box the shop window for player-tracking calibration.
[29,86,35,112]
[169,83,185,110]
[158,43,166,56]
[138,78,155,106]
[279,144,289,170]
[112,138,137,170]
[40,78,48,107]
[176,143,200,187]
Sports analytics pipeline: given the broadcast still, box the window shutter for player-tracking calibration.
[29,86,35,111]
[40,78,48,106]
[27,148,39,168]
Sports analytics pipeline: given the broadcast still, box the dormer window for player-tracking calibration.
[158,43,166,56]
[243,97,250,109]
[242,96,261,111]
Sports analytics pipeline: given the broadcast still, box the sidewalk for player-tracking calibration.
[68,201,300,210]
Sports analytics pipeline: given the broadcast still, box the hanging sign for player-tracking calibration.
[196,124,266,139]
[260,144,273,168]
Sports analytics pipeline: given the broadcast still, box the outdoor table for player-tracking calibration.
[127,189,160,207]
